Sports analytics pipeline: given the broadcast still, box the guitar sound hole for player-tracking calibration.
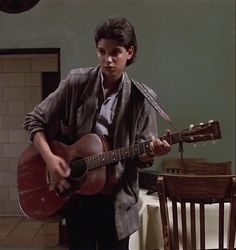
[69,158,87,179]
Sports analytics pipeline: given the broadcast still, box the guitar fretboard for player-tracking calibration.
[69,120,221,171]
[85,140,152,170]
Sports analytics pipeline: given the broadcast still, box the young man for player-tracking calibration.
[24,16,171,250]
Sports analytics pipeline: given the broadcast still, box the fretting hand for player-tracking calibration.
[149,131,171,157]
[139,130,171,162]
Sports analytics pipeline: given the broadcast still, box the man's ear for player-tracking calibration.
[127,46,134,60]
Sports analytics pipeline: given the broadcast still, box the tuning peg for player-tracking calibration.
[189,124,194,129]
[208,120,214,123]
[199,122,204,126]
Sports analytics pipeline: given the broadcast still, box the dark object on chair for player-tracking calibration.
[139,169,158,194]
[157,174,236,250]
[180,161,232,175]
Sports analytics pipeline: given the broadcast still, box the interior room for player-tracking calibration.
[0,0,235,249]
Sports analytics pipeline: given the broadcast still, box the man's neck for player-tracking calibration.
[101,73,123,98]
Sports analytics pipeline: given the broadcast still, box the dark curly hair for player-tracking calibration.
[95,16,137,66]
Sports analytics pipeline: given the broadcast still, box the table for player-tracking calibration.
[129,189,235,250]
[129,189,163,250]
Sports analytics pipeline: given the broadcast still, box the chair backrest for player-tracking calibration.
[157,174,236,250]
[162,158,206,174]
[180,161,232,175]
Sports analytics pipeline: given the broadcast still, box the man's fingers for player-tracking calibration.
[60,179,71,189]
[57,179,71,192]
[58,160,71,177]
[150,136,171,156]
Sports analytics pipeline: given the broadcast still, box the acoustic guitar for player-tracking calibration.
[17,121,221,220]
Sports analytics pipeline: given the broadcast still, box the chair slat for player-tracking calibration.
[157,176,172,250]
[181,202,188,250]
[190,202,196,250]
[227,177,236,250]
[218,202,224,250]
[172,199,179,250]
[199,204,205,250]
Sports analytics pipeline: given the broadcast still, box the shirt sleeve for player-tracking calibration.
[134,93,158,169]
[23,74,70,141]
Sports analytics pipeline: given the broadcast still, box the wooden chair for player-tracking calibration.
[157,174,236,250]
[162,158,206,174]
[180,161,232,175]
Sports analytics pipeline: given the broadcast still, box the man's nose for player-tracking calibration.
[105,54,113,63]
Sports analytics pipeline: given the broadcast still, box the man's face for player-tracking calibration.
[96,39,133,80]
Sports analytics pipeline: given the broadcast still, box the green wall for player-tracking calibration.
[0,0,235,172]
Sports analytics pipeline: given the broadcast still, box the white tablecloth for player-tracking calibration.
[129,189,235,250]
[129,190,163,250]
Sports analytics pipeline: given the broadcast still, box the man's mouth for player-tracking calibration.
[104,66,114,69]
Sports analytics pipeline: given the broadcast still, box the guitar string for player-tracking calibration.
[65,132,178,170]
[67,140,151,169]
[59,123,214,170]
[64,131,180,169]
[66,134,179,169]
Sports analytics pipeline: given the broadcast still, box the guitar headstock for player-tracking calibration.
[180,120,221,143]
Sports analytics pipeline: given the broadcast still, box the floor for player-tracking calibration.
[0,217,67,250]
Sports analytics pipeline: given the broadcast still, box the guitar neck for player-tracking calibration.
[85,134,177,170]
[85,140,152,170]
[80,120,221,171]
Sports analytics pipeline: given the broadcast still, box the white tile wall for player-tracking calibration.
[31,56,57,72]
[9,101,26,115]
[0,54,58,215]
[0,130,8,143]
[3,58,31,73]
[0,158,8,171]
[9,130,27,143]
[24,72,41,86]
[0,144,3,157]
[0,59,3,72]
[0,73,8,87]
[0,101,8,115]
[8,73,25,86]
[0,187,8,201]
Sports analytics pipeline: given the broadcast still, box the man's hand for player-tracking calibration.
[139,130,171,162]
[46,154,71,193]
[149,135,171,157]
[32,131,71,193]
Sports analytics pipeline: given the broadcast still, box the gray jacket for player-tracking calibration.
[24,66,158,240]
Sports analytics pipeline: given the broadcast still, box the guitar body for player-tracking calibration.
[17,133,114,220]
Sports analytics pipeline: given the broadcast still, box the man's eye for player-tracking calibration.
[98,49,105,55]
[112,51,120,56]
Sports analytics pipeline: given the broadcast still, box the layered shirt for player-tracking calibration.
[95,72,123,138]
